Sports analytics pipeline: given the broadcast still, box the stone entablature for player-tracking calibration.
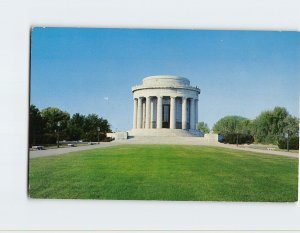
[131,75,201,135]
[132,76,200,95]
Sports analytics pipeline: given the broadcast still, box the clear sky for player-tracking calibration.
[30,28,299,131]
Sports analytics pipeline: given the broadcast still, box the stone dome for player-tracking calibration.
[142,75,190,87]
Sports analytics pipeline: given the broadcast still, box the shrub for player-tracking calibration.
[223,134,254,144]
[278,136,299,150]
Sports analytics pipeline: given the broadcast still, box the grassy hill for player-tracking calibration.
[29,145,298,202]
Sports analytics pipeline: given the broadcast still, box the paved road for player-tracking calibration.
[29,140,298,159]
[213,143,298,158]
[29,142,118,158]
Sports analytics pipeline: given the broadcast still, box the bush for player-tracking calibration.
[102,137,114,142]
[278,136,299,150]
[222,134,254,144]
[42,133,57,144]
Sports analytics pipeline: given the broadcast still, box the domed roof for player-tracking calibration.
[142,75,190,87]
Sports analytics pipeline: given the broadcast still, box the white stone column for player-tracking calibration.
[142,101,146,128]
[133,98,137,129]
[190,98,195,130]
[150,99,154,128]
[170,97,176,129]
[182,97,187,130]
[157,96,163,129]
[137,97,143,129]
[145,96,151,129]
[195,99,198,130]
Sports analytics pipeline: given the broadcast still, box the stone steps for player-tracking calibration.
[118,136,218,145]
[128,129,203,137]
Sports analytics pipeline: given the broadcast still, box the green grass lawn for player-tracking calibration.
[29,145,298,202]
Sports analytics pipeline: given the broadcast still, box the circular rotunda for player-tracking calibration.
[129,75,201,137]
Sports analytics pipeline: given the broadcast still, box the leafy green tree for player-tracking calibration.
[213,116,245,135]
[251,106,291,144]
[283,115,299,137]
[66,113,85,141]
[213,116,253,144]
[83,114,111,142]
[277,115,299,150]
[197,121,210,134]
[29,105,44,146]
[41,107,70,143]
[29,104,113,145]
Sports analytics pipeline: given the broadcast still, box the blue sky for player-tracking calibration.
[30,28,299,131]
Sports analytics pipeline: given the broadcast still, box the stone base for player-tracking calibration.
[106,132,128,140]
[112,134,219,145]
[128,128,204,137]
[204,133,219,142]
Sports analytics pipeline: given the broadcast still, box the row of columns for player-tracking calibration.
[133,96,198,130]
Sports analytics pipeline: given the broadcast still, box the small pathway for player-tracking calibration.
[213,143,299,158]
[29,142,117,158]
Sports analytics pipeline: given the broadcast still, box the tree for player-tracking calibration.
[251,106,292,144]
[213,116,253,144]
[66,113,85,141]
[83,114,111,142]
[283,115,299,137]
[29,105,44,146]
[29,104,113,145]
[277,115,299,150]
[197,121,210,134]
[41,107,70,143]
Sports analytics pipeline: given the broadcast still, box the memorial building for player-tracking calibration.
[129,75,202,137]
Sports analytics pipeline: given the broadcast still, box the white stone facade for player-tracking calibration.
[130,75,201,137]
[107,132,128,140]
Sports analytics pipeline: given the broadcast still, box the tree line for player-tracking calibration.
[198,106,299,149]
[29,105,112,146]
